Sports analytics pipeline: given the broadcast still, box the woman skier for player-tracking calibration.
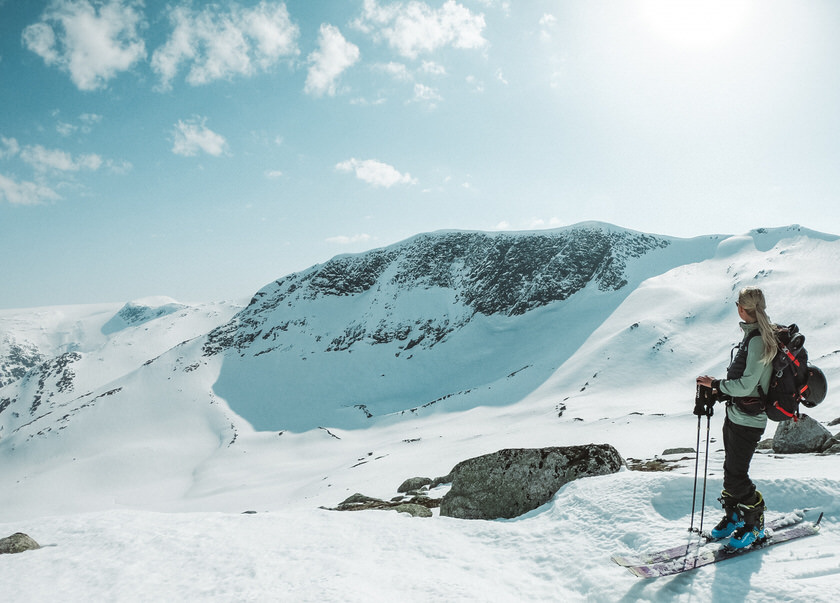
[696,286,776,549]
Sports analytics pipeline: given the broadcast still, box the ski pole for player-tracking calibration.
[688,383,704,534]
[697,407,713,534]
[688,412,702,533]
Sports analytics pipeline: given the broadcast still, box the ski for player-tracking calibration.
[611,510,807,567]
[621,514,822,578]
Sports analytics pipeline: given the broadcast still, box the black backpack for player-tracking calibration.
[734,324,822,422]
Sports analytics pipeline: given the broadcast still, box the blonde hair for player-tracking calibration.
[737,286,777,365]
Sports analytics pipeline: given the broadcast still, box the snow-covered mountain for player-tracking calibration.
[2,222,840,600]
[195,224,724,431]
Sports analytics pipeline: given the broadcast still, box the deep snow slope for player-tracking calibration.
[203,223,723,431]
[1,223,839,524]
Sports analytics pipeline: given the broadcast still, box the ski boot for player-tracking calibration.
[728,491,765,549]
[710,490,744,539]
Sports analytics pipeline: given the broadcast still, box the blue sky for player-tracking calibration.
[2,0,840,309]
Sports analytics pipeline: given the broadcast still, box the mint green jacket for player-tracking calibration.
[719,322,773,430]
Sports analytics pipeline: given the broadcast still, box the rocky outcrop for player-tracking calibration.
[0,532,40,554]
[398,477,432,493]
[203,226,670,356]
[101,300,187,335]
[0,337,44,389]
[440,445,624,520]
[0,351,83,418]
[326,491,441,517]
[391,503,433,518]
[772,415,836,453]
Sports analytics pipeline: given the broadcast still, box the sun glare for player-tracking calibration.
[640,0,754,48]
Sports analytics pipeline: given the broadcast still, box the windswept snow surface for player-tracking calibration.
[2,225,840,601]
[3,465,840,601]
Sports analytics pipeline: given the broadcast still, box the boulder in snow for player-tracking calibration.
[0,532,40,554]
[398,477,432,493]
[391,503,433,518]
[772,415,834,453]
[440,445,624,520]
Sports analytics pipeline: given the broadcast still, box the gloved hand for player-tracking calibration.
[694,383,715,416]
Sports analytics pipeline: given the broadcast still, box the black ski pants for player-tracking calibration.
[721,413,765,504]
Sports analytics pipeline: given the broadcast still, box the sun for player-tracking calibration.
[640,0,754,49]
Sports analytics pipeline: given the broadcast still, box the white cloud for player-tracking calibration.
[0,136,20,159]
[106,158,133,174]
[350,96,388,106]
[265,169,283,179]
[22,0,146,91]
[336,158,417,187]
[171,117,228,157]
[56,121,77,137]
[0,173,61,205]
[466,75,484,93]
[3,134,128,182]
[412,82,442,105]
[152,1,300,90]
[20,144,102,172]
[375,61,412,81]
[357,0,487,59]
[55,112,103,136]
[539,13,557,42]
[421,60,446,76]
[326,233,373,244]
[80,113,102,124]
[305,24,360,97]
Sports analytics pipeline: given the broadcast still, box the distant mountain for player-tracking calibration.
[192,223,732,431]
[0,298,241,431]
[204,225,670,357]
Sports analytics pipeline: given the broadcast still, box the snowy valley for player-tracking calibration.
[2,222,840,601]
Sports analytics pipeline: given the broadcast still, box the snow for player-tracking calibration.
[2,226,840,601]
[3,464,839,601]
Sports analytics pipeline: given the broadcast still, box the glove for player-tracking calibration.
[694,384,715,416]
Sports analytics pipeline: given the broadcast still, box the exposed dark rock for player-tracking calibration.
[398,477,432,493]
[662,447,695,456]
[101,301,187,335]
[772,415,835,453]
[202,227,670,357]
[337,493,384,509]
[0,532,40,554]
[440,444,624,520]
[391,503,432,518]
[626,457,686,472]
[757,438,774,450]
[19,352,83,415]
[329,491,440,515]
[0,337,44,389]
[430,473,453,489]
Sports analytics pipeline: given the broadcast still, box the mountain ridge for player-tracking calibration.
[202,224,674,358]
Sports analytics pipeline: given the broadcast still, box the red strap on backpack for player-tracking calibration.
[772,402,799,422]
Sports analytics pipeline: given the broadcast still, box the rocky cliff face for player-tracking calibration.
[0,337,44,390]
[203,226,669,357]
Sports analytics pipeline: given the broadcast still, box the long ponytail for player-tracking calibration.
[737,286,777,365]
